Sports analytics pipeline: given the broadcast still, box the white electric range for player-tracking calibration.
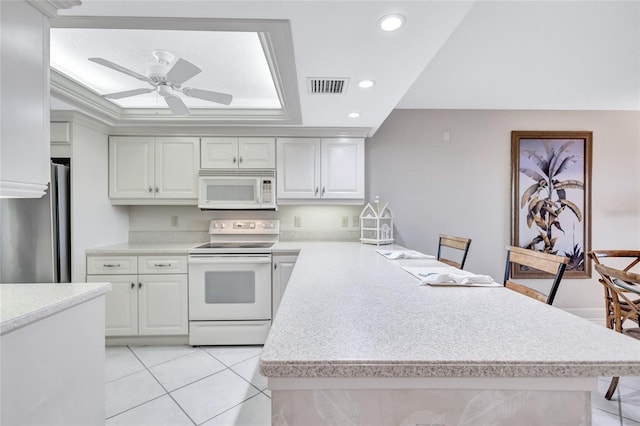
[188,219,279,345]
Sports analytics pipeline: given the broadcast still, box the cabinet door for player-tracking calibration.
[321,138,365,199]
[87,274,138,336]
[272,255,298,317]
[238,137,275,168]
[200,137,239,168]
[155,137,199,199]
[276,138,321,199]
[138,274,188,336]
[109,137,155,198]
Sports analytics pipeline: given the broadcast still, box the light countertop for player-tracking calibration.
[0,282,111,335]
[85,242,197,255]
[260,242,640,379]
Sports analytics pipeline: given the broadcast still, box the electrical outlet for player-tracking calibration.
[294,216,301,227]
[352,216,360,227]
[342,216,349,227]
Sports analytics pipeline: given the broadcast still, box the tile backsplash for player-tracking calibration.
[128,205,363,242]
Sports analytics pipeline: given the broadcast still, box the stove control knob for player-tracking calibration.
[221,223,226,229]
[270,223,275,228]
[250,223,255,229]
[262,222,267,229]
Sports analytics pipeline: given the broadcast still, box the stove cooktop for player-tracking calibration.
[193,242,275,250]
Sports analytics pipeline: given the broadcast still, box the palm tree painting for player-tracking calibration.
[511,131,592,278]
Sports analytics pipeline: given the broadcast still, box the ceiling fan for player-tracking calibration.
[88,50,233,116]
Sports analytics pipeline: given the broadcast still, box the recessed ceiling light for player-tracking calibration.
[358,80,375,89]
[379,14,406,32]
[348,112,361,118]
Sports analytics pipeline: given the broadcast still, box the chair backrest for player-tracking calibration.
[589,250,640,271]
[437,234,472,269]
[593,263,640,334]
[588,250,640,330]
[503,246,569,305]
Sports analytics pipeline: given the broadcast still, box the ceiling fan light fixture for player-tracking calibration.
[87,51,233,115]
[379,14,406,32]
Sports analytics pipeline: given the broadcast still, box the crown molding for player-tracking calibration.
[50,110,111,134]
[107,126,371,138]
[27,0,81,18]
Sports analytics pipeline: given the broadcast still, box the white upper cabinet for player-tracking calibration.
[109,136,199,204]
[276,137,364,203]
[155,138,200,199]
[109,137,155,199]
[276,138,321,199]
[321,138,365,199]
[0,1,50,197]
[201,137,275,169]
[238,138,276,168]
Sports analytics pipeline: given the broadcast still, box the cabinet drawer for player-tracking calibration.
[138,256,187,274]
[87,256,137,274]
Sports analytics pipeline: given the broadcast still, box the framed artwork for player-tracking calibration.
[511,131,592,278]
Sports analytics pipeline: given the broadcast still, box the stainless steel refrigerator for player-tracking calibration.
[0,162,71,283]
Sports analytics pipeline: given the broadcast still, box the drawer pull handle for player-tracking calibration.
[138,282,142,289]
[130,282,135,289]
[103,264,121,267]
[154,263,172,267]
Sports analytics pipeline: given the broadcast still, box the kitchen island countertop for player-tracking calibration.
[0,282,111,334]
[260,241,640,379]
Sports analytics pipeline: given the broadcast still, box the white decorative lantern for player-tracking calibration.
[360,197,394,245]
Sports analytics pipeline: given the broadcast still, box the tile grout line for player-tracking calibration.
[109,345,199,426]
[195,392,267,426]
[105,345,202,384]
[130,345,200,426]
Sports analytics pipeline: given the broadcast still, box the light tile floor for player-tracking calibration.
[105,345,640,425]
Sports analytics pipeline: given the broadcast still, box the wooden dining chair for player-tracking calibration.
[589,250,640,330]
[437,234,472,269]
[503,246,569,305]
[593,263,640,399]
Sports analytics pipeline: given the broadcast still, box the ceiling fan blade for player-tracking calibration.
[103,88,155,99]
[181,87,233,105]
[163,95,190,116]
[165,58,201,85]
[88,57,150,82]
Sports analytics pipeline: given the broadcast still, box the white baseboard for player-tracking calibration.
[562,308,606,327]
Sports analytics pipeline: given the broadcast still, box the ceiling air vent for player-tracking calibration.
[307,78,349,95]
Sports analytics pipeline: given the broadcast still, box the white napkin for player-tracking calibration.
[419,273,495,286]
[377,250,435,260]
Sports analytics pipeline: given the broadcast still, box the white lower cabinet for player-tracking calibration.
[86,255,188,336]
[272,254,298,317]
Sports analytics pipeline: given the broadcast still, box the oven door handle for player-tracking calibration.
[188,256,271,265]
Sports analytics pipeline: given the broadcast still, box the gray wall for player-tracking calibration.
[366,109,640,321]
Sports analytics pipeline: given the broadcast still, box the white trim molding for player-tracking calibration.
[0,180,48,198]
[27,0,81,18]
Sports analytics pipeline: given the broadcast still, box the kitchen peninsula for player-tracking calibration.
[0,283,111,426]
[260,242,640,425]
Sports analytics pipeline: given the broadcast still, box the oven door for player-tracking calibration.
[198,176,261,209]
[188,254,271,320]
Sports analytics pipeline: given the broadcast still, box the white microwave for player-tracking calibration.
[198,170,276,210]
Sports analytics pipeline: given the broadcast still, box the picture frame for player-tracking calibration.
[511,131,592,279]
